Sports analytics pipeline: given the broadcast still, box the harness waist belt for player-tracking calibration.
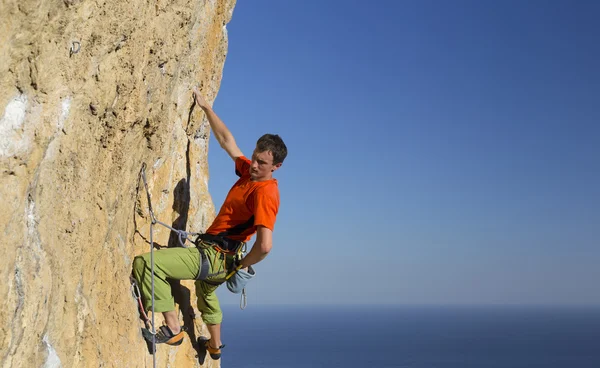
[196,233,244,252]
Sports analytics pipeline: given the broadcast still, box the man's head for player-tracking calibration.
[249,134,287,181]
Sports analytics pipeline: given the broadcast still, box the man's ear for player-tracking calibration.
[272,163,282,172]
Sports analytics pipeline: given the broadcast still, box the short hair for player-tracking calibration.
[256,134,287,165]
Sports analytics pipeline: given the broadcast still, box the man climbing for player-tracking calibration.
[132,87,287,360]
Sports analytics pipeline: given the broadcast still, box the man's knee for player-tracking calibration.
[132,254,148,276]
[201,309,223,325]
[198,297,223,324]
[196,283,222,324]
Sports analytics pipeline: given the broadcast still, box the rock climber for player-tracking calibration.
[132,87,287,360]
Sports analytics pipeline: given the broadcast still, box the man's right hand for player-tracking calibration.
[193,86,243,161]
[193,87,210,110]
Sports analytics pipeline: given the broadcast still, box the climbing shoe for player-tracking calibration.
[198,337,225,360]
[153,325,185,346]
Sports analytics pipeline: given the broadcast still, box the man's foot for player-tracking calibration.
[154,325,185,346]
[167,325,181,335]
[198,337,225,360]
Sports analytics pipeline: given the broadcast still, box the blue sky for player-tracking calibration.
[206,0,600,306]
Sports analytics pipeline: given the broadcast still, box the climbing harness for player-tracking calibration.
[194,234,250,310]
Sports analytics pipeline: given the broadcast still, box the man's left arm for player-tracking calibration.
[239,226,272,268]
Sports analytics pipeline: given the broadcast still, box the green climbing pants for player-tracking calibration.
[132,244,234,325]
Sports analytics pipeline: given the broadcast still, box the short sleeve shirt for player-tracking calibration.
[205,156,279,242]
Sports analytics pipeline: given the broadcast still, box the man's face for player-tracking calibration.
[249,149,281,181]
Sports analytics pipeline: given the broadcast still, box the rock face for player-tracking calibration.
[0,0,236,366]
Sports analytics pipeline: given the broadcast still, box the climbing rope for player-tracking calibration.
[140,163,157,367]
[137,163,201,365]
[140,163,200,248]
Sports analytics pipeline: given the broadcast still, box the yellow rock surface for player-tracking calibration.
[0,0,236,366]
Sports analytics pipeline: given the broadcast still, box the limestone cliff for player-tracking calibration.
[0,0,236,366]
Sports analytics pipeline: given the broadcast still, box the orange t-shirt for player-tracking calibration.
[205,156,279,242]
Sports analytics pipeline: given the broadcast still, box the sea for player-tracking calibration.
[218,304,600,368]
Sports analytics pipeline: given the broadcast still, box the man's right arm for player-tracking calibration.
[239,225,273,268]
[193,88,243,161]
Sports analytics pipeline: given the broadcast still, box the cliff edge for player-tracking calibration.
[0,0,236,366]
